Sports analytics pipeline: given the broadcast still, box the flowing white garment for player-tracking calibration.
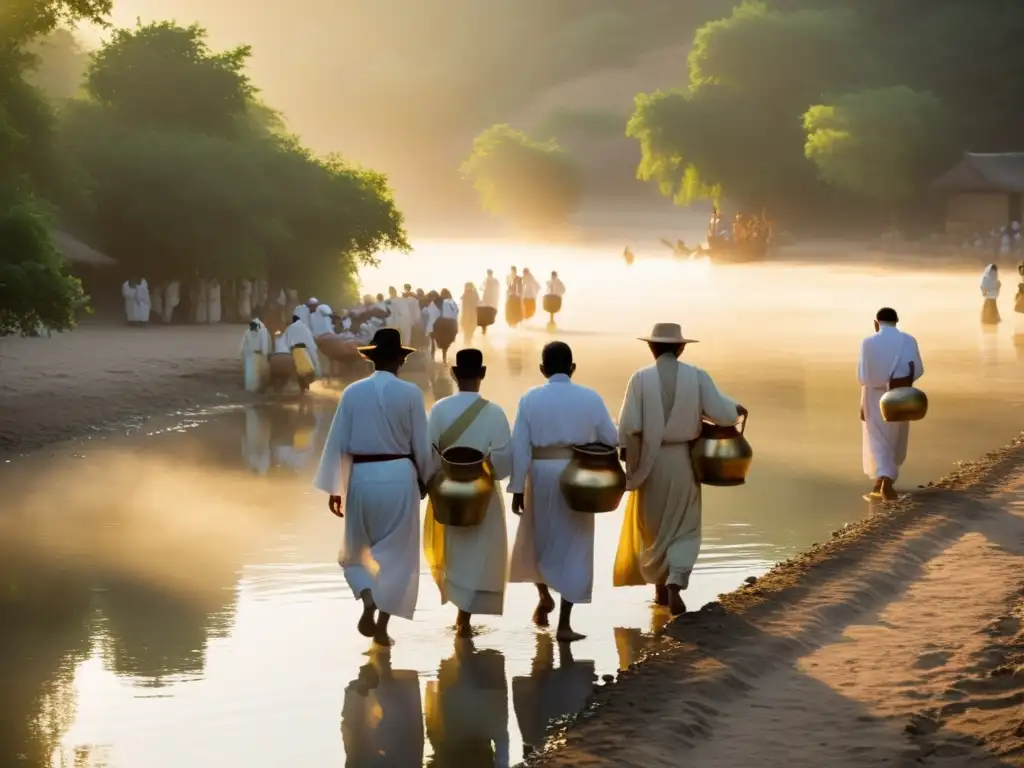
[284,320,321,377]
[238,279,253,320]
[342,658,424,766]
[425,393,512,615]
[293,304,312,330]
[207,280,222,324]
[121,281,136,322]
[439,298,459,320]
[507,374,618,604]
[522,273,540,300]
[980,266,1001,299]
[614,357,738,589]
[135,279,151,323]
[313,371,434,620]
[385,297,416,345]
[858,324,924,480]
[242,406,271,475]
[481,277,500,308]
[163,281,180,323]
[239,321,272,392]
[422,303,441,335]
[310,304,335,338]
[545,278,566,298]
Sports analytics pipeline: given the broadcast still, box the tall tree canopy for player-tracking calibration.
[627,0,1021,225]
[461,124,583,229]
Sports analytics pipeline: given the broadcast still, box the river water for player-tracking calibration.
[3,243,1023,767]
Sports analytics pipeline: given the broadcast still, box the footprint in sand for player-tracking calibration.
[914,650,951,670]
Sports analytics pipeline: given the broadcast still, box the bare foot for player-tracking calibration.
[654,584,669,606]
[880,489,900,502]
[555,628,587,643]
[533,593,556,627]
[455,622,473,638]
[357,607,376,638]
[668,593,687,617]
[372,631,394,648]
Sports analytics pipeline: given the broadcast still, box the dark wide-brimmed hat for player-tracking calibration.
[358,328,416,360]
[451,348,485,378]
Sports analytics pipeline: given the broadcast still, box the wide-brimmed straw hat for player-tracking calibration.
[358,328,416,360]
[638,322,699,345]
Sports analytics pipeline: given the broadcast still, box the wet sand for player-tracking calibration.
[537,436,1024,767]
[0,324,246,457]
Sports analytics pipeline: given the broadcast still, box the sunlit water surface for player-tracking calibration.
[2,242,1022,767]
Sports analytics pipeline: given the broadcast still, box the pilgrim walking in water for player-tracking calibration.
[478,269,500,335]
[543,271,565,326]
[284,311,320,390]
[505,266,524,328]
[424,349,512,637]
[238,319,271,393]
[521,268,540,322]
[980,264,1002,325]
[432,289,460,364]
[858,307,924,501]
[614,323,746,615]
[313,328,433,646]
[460,282,480,342]
[508,341,618,641]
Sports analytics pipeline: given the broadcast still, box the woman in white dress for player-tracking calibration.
[980,264,1001,326]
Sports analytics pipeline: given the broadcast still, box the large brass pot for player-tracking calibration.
[542,294,562,315]
[428,446,493,527]
[879,386,928,422]
[559,443,626,513]
[691,414,753,487]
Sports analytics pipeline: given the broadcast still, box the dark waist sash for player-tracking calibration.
[293,342,307,349]
[351,453,412,464]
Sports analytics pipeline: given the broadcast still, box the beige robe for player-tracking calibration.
[424,392,513,615]
[613,355,738,589]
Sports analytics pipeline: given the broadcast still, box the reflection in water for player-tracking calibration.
[0,555,92,767]
[513,634,595,761]
[242,406,272,475]
[341,653,424,767]
[425,640,510,767]
[979,325,999,368]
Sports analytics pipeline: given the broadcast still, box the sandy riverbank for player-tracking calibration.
[536,435,1024,767]
[0,324,249,458]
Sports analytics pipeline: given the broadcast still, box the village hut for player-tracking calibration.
[931,152,1024,237]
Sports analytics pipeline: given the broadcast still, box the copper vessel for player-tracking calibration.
[428,446,492,527]
[879,387,928,422]
[542,294,562,315]
[691,414,753,486]
[559,443,626,513]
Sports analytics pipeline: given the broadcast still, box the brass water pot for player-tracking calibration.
[559,443,626,513]
[691,414,753,487]
[428,446,493,527]
[879,387,928,422]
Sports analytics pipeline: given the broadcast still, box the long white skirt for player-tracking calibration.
[340,459,420,620]
[509,458,594,604]
[861,384,909,481]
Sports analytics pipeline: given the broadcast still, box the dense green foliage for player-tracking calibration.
[460,124,583,229]
[627,0,1023,222]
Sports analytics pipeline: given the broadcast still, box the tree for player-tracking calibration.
[803,87,943,209]
[25,28,88,100]
[0,190,86,336]
[0,0,110,49]
[84,21,254,137]
[460,124,583,228]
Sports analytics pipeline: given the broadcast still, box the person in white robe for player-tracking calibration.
[543,271,566,324]
[313,328,433,646]
[478,269,500,336]
[121,279,138,324]
[162,280,180,324]
[206,279,222,324]
[431,289,460,364]
[460,282,480,342]
[980,263,1001,325]
[505,267,524,328]
[421,292,442,359]
[342,654,424,766]
[858,307,924,501]
[284,312,321,386]
[613,323,746,615]
[521,268,541,322]
[241,405,271,475]
[293,299,318,332]
[424,349,512,636]
[136,279,151,323]
[425,639,509,766]
[237,278,253,322]
[238,319,272,393]
[508,341,618,642]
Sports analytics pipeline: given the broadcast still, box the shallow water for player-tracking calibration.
[2,246,1023,767]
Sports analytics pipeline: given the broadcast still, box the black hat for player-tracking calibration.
[358,328,416,361]
[451,348,485,377]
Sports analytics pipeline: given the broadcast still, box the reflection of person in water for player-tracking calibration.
[512,633,596,760]
[241,405,272,475]
[425,639,510,766]
[272,403,326,473]
[341,653,424,766]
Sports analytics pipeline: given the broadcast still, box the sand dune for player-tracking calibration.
[537,437,1024,767]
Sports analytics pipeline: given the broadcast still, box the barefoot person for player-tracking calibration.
[613,323,747,615]
[424,349,513,637]
[980,264,1002,325]
[508,341,618,641]
[858,307,925,501]
[478,269,500,335]
[505,266,524,328]
[313,328,433,646]
[543,271,565,325]
[521,268,541,322]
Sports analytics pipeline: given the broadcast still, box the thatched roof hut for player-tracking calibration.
[931,152,1024,235]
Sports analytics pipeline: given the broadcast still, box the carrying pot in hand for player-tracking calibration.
[428,446,492,527]
[691,414,753,487]
[559,443,626,513]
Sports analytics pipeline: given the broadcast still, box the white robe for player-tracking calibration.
[207,280,222,324]
[439,298,459,320]
[545,278,566,298]
[242,406,271,475]
[614,356,738,589]
[136,279,151,323]
[481,276,500,309]
[239,321,272,393]
[310,305,335,338]
[313,371,434,620]
[424,392,513,615]
[162,281,180,323]
[293,304,312,331]
[981,266,1001,299]
[508,374,618,604]
[342,658,424,766]
[121,281,136,322]
[284,320,321,377]
[522,273,541,300]
[858,324,924,481]
[422,303,441,335]
[238,279,253,321]
[386,297,417,345]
